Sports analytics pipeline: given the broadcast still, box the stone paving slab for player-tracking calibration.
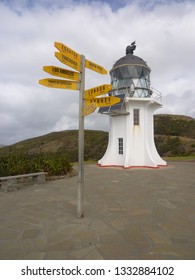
[0,162,194,260]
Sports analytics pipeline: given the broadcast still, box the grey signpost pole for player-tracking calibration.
[77,54,85,218]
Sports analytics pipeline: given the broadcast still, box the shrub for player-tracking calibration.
[0,153,72,176]
[155,136,185,156]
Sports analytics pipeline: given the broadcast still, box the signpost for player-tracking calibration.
[82,102,96,117]
[55,42,81,63]
[83,96,120,116]
[39,78,79,90]
[55,52,81,72]
[86,96,120,107]
[39,41,120,218]
[85,59,107,75]
[84,84,112,99]
[43,66,80,81]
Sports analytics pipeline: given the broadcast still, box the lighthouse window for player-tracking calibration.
[118,138,123,155]
[133,109,140,125]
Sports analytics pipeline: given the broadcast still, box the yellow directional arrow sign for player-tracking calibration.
[86,96,120,107]
[55,52,81,72]
[43,66,80,81]
[82,102,96,117]
[39,78,80,90]
[85,59,107,75]
[84,84,112,99]
[55,42,81,63]
[55,42,107,74]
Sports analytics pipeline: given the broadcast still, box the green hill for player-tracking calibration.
[154,114,195,157]
[154,114,195,138]
[0,130,108,162]
[0,114,195,160]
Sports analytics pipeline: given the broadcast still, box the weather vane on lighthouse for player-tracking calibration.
[126,41,136,54]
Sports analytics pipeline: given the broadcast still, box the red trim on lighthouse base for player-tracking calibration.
[97,163,168,169]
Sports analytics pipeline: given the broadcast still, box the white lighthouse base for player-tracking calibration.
[98,98,167,168]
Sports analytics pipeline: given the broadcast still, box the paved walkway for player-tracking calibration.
[0,162,194,260]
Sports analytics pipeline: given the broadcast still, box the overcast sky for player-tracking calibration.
[0,0,195,145]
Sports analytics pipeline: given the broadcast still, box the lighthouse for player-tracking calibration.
[98,42,166,168]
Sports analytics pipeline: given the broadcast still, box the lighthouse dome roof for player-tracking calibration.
[112,53,149,69]
[111,43,150,72]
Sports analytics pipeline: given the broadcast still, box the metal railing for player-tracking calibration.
[150,87,163,104]
[108,86,163,105]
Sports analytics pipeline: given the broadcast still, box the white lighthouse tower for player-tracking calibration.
[98,42,166,168]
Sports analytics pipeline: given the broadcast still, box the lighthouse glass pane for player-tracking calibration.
[140,68,145,78]
[132,78,138,85]
[139,78,146,87]
[134,66,142,77]
[125,79,132,87]
[127,66,134,77]
[113,79,119,88]
[136,79,142,87]
[145,79,150,87]
[143,68,149,77]
[133,67,139,77]
[112,68,119,78]
[120,67,130,78]
[134,89,142,98]
[118,68,123,79]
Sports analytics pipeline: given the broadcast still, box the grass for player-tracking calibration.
[72,160,97,166]
[163,155,195,162]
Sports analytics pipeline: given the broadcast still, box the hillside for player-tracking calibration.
[0,130,108,162]
[154,114,195,138]
[154,114,195,157]
[0,114,195,160]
